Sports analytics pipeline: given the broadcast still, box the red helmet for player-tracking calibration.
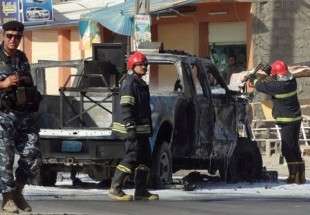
[271,60,289,76]
[127,51,147,70]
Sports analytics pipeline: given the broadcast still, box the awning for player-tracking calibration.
[81,0,198,36]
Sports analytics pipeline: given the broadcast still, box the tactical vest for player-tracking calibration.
[0,46,41,112]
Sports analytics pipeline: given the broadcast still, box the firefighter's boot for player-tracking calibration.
[108,165,133,201]
[1,192,19,213]
[296,161,306,184]
[13,182,32,212]
[286,162,298,184]
[134,165,159,201]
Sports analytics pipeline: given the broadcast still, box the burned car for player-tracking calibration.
[34,47,262,187]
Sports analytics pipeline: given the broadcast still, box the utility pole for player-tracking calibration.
[135,0,150,15]
[132,0,151,83]
[131,0,151,51]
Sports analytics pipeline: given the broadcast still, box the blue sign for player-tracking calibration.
[0,0,20,25]
[22,0,53,24]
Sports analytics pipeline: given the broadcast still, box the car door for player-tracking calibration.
[188,60,215,158]
[204,63,238,145]
[171,61,196,158]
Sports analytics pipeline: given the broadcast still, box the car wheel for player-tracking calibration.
[220,137,262,183]
[39,165,57,186]
[151,141,172,189]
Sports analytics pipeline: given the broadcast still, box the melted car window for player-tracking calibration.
[191,65,204,95]
[149,63,182,94]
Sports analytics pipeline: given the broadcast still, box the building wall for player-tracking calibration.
[32,29,59,95]
[154,2,251,56]
[157,22,195,89]
[30,27,81,95]
[152,2,251,88]
[252,0,310,100]
[70,28,81,60]
[252,0,310,65]
[16,1,251,94]
[69,28,82,82]
[158,22,195,55]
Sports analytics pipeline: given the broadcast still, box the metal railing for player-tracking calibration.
[252,117,310,157]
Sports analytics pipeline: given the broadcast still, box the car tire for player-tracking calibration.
[220,137,262,183]
[151,141,173,189]
[39,165,57,186]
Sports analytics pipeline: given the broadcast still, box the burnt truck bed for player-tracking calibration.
[39,129,123,165]
[38,128,123,185]
[34,50,262,188]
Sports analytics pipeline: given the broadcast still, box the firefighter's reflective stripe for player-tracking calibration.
[112,122,151,134]
[274,90,297,99]
[135,124,152,134]
[120,95,135,105]
[275,116,302,123]
[112,122,127,134]
[116,164,132,174]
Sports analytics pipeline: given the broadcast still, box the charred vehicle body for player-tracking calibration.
[33,45,262,187]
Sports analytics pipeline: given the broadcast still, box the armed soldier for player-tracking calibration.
[248,60,305,184]
[110,51,159,201]
[0,21,42,213]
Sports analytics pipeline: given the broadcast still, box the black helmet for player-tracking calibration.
[2,20,24,32]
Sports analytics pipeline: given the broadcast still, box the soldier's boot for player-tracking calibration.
[13,182,32,212]
[134,165,159,201]
[1,192,19,213]
[108,165,133,201]
[286,162,298,184]
[295,161,306,184]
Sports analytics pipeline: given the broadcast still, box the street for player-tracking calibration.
[1,175,310,215]
[0,0,310,214]
[2,194,310,215]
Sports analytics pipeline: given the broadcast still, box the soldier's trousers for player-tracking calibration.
[120,136,152,170]
[0,112,41,193]
[279,120,303,163]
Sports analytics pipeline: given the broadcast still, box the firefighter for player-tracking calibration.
[249,60,305,184]
[109,51,159,201]
[0,21,42,213]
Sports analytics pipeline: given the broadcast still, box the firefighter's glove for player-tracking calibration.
[125,121,136,140]
[30,158,43,176]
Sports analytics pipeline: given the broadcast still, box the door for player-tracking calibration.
[189,61,215,158]
[204,65,238,144]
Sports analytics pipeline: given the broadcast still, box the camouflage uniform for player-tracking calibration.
[0,45,41,193]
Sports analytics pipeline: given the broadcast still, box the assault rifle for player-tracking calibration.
[242,63,272,83]
[240,63,272,94]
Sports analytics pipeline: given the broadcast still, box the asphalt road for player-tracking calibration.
[1,196,310,215]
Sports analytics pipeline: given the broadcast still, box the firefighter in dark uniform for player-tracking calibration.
[109,51,159,201]
[0,21,42,213]
[250,60,305,184]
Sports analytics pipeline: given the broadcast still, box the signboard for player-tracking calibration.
[21,0,53,24]
[79,18,101,58]
[133,14,151,51]
[0,0,20,25]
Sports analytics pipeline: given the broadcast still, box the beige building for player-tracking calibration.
[19,0,124,94]
[0,1,255,95]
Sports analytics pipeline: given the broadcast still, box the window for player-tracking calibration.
[149,63,181,93]
[208,22,247,85]
[191,65,203,95]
